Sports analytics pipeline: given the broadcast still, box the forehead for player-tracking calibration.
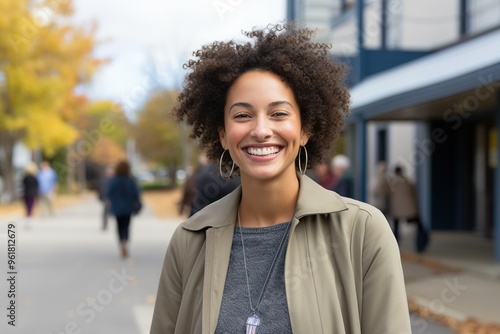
[225,70,297,105]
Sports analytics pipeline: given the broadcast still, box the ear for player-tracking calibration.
[218,127,227,150]
[300,128,310,147]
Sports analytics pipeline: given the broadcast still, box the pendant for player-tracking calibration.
[246,314,260,334]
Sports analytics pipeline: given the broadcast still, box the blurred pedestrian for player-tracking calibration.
[178,166,196,216]
[312,157,336,190]
[331,154,354,197]
[178,154,209,216]
[0,173,4,202]
[189,159,240,217]
[151,23,410,334]
[36,160,58,216]
[389,165,429,253]
[22,162,39,228]
[98,165,114,230]
[369,161,391,215]
[106,160,142,258]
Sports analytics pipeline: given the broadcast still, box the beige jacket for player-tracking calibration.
[150,174,411,334]
[389,174,418,218]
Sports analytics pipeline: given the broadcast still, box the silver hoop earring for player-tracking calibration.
[298,145,308,175]
[219,150,235,179]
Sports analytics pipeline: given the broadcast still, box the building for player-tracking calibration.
[288,0,500,261]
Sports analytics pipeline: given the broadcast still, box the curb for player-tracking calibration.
[403,252,500,333]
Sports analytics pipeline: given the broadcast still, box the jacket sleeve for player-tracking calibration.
[360,209,412,334]
[150,225,185,334]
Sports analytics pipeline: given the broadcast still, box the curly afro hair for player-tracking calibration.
[173,22,350,175]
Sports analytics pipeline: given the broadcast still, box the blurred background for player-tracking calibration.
[1,0,500,333]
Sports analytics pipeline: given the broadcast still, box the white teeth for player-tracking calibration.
[247,147,279,156]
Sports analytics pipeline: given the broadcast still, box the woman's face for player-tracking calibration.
[219,70,309,182]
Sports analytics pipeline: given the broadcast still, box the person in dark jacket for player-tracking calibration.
[189,160,240,217]
[22,162,39,228]
[106,160,141,258]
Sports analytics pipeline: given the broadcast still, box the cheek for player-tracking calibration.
[280,122,303,141]
[224,126,244,146]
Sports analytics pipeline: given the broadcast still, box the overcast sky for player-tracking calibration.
[72,0,287,113]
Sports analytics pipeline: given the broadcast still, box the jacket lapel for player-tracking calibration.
[194,187,241,334]
[203,224,235,333]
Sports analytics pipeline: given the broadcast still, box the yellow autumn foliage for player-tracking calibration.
[0,0,102,155]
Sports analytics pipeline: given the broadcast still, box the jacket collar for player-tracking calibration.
[182,173,348,232]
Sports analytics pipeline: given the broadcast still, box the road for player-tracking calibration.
[0,197,454,333]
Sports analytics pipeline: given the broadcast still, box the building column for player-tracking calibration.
[494,92,500,261]
[355,116,367,202]
[356,0,366,83]
[459,0,468,37]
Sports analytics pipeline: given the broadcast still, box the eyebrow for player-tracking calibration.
[228,100,294,112]
[269,101,294,109]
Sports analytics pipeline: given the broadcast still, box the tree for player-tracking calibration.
[80,100,129,167]
[0,0,102,200]
[134,90,187,182]
[48,99,130,192]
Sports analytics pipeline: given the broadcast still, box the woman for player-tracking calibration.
[106,160,141,258]
[22,162,39,227]
[151,23,411,334]
[390,165,429,252]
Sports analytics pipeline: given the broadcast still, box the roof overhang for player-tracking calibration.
[347,28,500,122]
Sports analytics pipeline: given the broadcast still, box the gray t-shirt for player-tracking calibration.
[215,222,292,334]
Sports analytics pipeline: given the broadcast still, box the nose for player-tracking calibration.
[251,115,273,141]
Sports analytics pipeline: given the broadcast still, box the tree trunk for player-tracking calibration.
[0,131,21,202]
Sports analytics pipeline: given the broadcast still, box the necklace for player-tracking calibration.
[237,209,294,334]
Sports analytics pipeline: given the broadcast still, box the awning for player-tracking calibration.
[349,28,500,120]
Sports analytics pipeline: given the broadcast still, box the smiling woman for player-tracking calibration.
[150,23,412,334]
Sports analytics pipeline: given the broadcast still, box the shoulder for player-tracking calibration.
[339,197,391,239]
[342,197,386,222]
[340,197,399,261]
[165,219,208,273]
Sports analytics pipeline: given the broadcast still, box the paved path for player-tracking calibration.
[0,198,179,334]
[0,197,454,333]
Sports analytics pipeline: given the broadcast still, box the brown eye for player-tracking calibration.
[234,113,251,119]
[272,111,289,117]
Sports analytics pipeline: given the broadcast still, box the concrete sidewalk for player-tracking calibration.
[399,225,500,333]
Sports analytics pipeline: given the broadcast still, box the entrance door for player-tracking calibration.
[475,124,495,238]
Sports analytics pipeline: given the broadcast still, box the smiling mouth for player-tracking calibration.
[246,146,281,156]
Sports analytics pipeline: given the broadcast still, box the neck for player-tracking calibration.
[238,172,300,227]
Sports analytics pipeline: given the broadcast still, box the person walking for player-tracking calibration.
[331,154,354,197]
[106,160,142,258]
[189,160,240,217]
[369,160,391,216]
[312,157,336,190]
[22,162,39,228]
[178,153,209,216]
[36,160,58,216]
[150,23,411,334]
[389,165,429,252]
